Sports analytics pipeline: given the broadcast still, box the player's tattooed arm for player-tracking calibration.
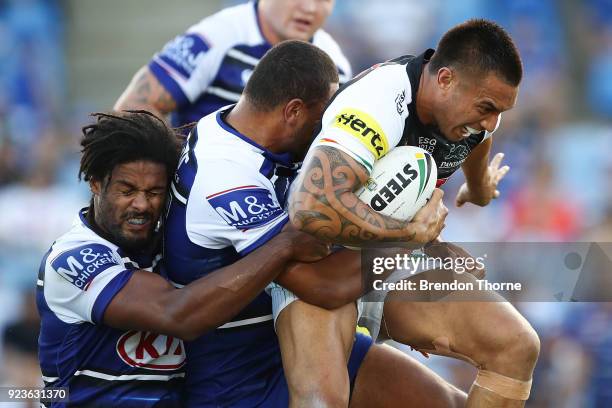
[114,66,177,119]
[288,146,447,246]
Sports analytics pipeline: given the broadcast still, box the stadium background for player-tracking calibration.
[0,0,610,406]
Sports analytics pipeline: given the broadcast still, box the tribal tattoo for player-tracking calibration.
[289,146,416,245]
[116,67,177,116]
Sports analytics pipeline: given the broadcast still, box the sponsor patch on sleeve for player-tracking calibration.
[332,108,389,159]
[156,33,210,79]
[207,186,284,229]
[51,244,122,290]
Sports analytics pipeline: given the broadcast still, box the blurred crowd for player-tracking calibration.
[1,0,611,406]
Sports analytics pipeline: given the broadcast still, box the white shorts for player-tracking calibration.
[359,262,434,341]
[266,282,363,329]
[267,255,432,340]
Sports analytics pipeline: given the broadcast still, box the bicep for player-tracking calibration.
[294,145,370,200]
[114,66,177,115]
[103,270,177,333]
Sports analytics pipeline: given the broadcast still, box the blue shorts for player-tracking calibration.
[184,332,373,407]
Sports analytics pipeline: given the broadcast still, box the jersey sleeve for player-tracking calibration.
[148,17,228,107]
[43,243,135,325]
[186,159,288,255]
[312,64,411,174]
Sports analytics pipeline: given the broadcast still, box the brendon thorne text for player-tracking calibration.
[372,279,522,292]
[367,252,523,295]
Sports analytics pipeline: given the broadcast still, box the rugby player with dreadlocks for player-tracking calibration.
[36,110,329,407]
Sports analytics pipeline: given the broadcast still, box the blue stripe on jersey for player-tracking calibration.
[164,192,242,283]
[239,217,288,255]
[48,375,183,408]
[169,92,227,128]
[234,43,271,60]
[149,60,190,108]
[183,322,282,407]
[91,270,134,324]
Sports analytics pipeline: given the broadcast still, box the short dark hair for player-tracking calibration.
[79,110,182,184]
[428,19,522,86]
[244,40,339,110]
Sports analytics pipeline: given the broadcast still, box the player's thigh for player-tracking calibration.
[350,343,466,408]
[382,275,532,364]
[276,299,357,382]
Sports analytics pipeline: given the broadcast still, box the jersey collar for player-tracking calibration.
[216,109,294,166]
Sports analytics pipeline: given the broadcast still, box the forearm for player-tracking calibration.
[291,191,422,244]
[460,137,496,206]
[161,241,292,339]
[276,249,363,309]
[465,178,494,206]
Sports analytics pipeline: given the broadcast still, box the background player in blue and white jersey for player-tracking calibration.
[114,0,350,126]
[37,110,329,407]
[164,40,465,407]
[290,19,540,407]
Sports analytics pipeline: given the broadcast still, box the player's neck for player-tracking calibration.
[226,102,284,153]
[416,72,435,125]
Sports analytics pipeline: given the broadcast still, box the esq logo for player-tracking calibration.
[333,109,388,159]
[117,331,186,371]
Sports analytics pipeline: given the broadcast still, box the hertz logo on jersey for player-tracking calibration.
[333,109,389,159]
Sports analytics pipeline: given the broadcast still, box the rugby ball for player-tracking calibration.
[355,146,437,221]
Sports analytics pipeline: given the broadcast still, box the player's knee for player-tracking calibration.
[482,318,540,376]
[506,323,540,369]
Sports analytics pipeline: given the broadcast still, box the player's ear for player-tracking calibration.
[283,98,306,125]
[437,67,454,90]
[90,178,102,196]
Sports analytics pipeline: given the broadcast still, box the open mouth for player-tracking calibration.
[461,126,481,138]
[293,18,312,31]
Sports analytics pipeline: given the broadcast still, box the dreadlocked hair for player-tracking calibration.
[79,110,185,184]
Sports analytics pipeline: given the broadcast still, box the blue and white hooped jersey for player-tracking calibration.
[163,107,298,406]
[148,0,351,127]
[37,209,185,408]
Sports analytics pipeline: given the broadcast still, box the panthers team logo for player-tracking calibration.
[444,145,469,162]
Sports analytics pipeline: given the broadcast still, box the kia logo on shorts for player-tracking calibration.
[116,331,186,370]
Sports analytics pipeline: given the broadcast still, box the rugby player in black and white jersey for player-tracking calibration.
[290,19,540,407]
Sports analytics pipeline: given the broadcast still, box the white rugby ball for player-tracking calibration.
[356,146,437,221]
